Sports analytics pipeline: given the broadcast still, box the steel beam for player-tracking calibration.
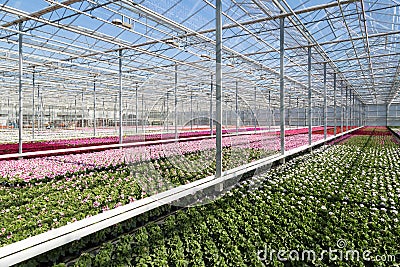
[135,83,138,133]
[346,86,349,131]
[215,0,223,179]
[210,75,213,136]
[118,49,123,144]
[254,86,257,131]
[235,80,239,134]
[307,46,312,146]
[166,91,169,132]
[18,22,23,155]
[268,90,271,131]
[333,72,337,136]
[280,16,285,155]
[141,93,144,133]
[174,64,178,139]
[1,0,83,28]
[32,68,35,139]
[323,62,327,140]
[297,97,299,129]
[93,80,96,137]
[190,90,193,131]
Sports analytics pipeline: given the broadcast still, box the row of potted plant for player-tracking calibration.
[60,127,399,267]
[0,130,329,184]
[0,146,275,247]
[0,126,336,155]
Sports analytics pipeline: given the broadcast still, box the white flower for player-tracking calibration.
[321,205,327,210]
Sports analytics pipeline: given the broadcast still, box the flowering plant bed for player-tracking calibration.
[0,126,332,156]
[43,127,400,267]
[0,130,329,184]
[0,146,275,247]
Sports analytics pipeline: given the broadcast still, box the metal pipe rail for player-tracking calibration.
[0,126,362,266]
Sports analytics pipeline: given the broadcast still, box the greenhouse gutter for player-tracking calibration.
[0,127,361,266]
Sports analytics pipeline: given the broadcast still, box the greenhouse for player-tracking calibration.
[0,0,399,266]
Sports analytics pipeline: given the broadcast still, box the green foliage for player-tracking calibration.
[62,133,400,266]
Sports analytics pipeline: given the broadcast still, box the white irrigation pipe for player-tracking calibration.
[0,127,361,266]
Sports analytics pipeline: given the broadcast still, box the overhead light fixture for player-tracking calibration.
[112,17,132,29]
[165,39,179,47]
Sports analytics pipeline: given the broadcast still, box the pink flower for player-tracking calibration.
[93,201,100,208]
[102,206,109,212]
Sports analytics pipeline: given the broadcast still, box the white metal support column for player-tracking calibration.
[135,83,138,133]
[363,104,366,126]
[102,99,105,128]
[210,75,213,136]
[353,92,356,127]
[166,91,169,132]
[323,62,327,140]
[297,97,299,129]
[340,81,343,133]
[254,86,257,131]
[74,96,77,129]
[18,22,23,155]
[386,103,389,127]
[118,49,123,144]
[349,89,352,129]
[345,86,348,131]
[307,46,312,146]
[215,0,223,179]
[333,72,337,136]
[141,94,144,133]
[235,80,239,134]
[81,90,84,130]
[288,95,291,127]
[268,90,271,131]
[280,16,285,155]
[190,90,193,131]
[93,80,96,137]
[32,68,35,139]
[174,64,178,139]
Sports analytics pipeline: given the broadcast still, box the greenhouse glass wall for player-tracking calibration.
[0,0,399,266]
